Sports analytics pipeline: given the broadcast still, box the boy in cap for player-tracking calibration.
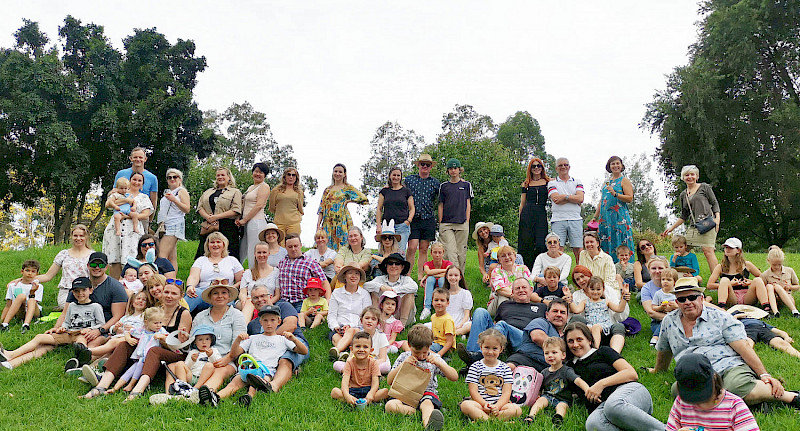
[438,158,473,273]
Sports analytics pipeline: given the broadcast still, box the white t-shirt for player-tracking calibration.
[240,268,280,296]
[547,176,584,221]
[531,252,573,283]
[5,281,43,304]
[191,256,244,293]
[446,288,473,327]
[240,333,296,373]
[304,248,338,279]
[371,331,389,356]
[121,279,145,294]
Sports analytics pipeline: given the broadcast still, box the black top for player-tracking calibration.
[439,180,473,224]
[164,307,188,333]
[571,346,623,410]
[495,301,546,330]
[379,187,412,224]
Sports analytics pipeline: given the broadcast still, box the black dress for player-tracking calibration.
[519,184,549,268]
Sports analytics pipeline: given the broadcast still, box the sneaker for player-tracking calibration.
[649,336,658,347]
[77,348,93,367]
[82,364,100,387]
[419,308,432,321]
[552,413,564,426]
[0,345,7,362]
[0,323,8,332]
[238,394,252,408]
[458,366,469,378]
[387,345,398,355]
[149,393,179,405]
[64,358,80,373]
[793,311,800,319]
[198,385,219,407]
[456,343,481,366]
[0,361,11,371]
[329,347,339,361]
[65,368,83,377]
[187,388,200,404]
[338,351,349,362]
[247,374,273,393]
[20,324,29,334]
[425,409,444,431]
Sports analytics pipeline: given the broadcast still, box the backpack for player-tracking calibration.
[510,365,543,406]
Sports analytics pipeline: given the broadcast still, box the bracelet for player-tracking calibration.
[760,373,771,378]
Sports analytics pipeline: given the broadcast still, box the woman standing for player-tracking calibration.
[317,163,369,249]
[518,158,550,268]
[35,224,94,310]
[195,168,242,260]
[103,172,154,279]
[157,168,190,273]
[591,156,634,262]
[579,231,620,290]
[376,167,415,255]
[269,167,305,239]
[185,232,245,313]
[662,164,720,270]
[237,163,271,268]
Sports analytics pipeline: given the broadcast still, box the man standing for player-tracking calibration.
[507,298,570,371]
[404,154,440,279]
[547,157,584,257]
[114,147,159,219]
[277,234,331,312]
[438,158,472,273]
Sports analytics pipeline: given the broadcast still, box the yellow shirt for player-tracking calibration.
[301,297,329,313]
[431,312,455,345]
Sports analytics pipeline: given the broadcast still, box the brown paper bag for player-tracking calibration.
[388,361,430,407]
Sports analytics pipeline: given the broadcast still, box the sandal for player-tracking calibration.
[522,415,535,425]
[82,386,107,399]
[247,374,273,393]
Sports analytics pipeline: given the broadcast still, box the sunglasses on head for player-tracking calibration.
[675,294,701,303]
[213,263,220,273]
[89,262,106,269]
[166,279,184,286]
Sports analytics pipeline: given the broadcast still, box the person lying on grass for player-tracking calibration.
[331,331,388,406]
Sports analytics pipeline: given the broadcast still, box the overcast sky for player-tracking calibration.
[2,1,700,245]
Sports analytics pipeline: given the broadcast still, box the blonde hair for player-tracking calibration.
[71,224,92,251]
[378,236,399,255]
[496,245,516,260]
[313,230,328,249]
[142,306,164,323]
[277,167,304,197]
[215,167,236,188]
[125,291,154,315]
[115,177,130,189]
[430,242,445,253]
[680,165,700,180]
[203,231,230,257]
[721,247,746,274]
[146,274,167,290]
[767,246,785,264]
[661,268,679,283]
[166,168,183,181]
[542,336,566,352]
[646,256,669,270]
[543,266,561,279]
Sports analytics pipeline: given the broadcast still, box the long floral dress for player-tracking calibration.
[317,185,368,249]
[597,176,634,262]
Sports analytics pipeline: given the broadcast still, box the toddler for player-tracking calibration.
[109,307,168,401]
[761,246,800,317]
[533,266,570,306]
[570,276,629,353]
[108,177,137,236]
[670,234,702,282]
[379,291,406,354]
[334,307,390,374]
[1,259,43,334]
[460,329,522,421]
[120,266,145,297]
[523,337,589,425]
[419,242,452,321]
[485,224,509,274]
[299,277,328,328]
[174,325,221,389]
[331,331,389,406]
[614,245,635,289]
[431,288,455,356]
[649,268,679,346]
[443,265,472,337]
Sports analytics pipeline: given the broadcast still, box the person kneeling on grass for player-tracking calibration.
[523,336,589,425]
[460,329,522,421]
[385,325,458,431]
[1,277,104,370]
[331,331,388,406]
[198,304,308,408]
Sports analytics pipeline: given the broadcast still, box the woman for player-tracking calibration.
[370,225,401,278]
[157,168,190,273]
[487,246,532,316]
[334,226,372,275]
[571,265,629,323]
[531,232,572,287]
[122,235,176,279]
[268,166,305,239]
[565,322,665,431]
[633,239,660,290]
[185,232,244,313]
[195,167,242,260]
[103,172,154,279]
[363,253,418,325]
[638,256,669,344]
[473,222,494,284]
[708,237,774,314]
[257,223,288,267]
[237,242,279,319]
[375,166,415,255]
[34,224,93,310]
[328,265,372,357]
[518,157,550,268]
[236,162,271,267]
[662,164,720,270]
[579,231,620,290]
[591,156,634,262]
[317,163,369,249]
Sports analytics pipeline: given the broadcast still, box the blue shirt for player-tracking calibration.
[517,317,560,362]
[115,168,159,198]
[404,174,440,220]
[671,253,700,276]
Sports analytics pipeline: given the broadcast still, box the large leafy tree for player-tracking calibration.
[496,111,553,171]
[0,17,215,243]
[643,0,800,246]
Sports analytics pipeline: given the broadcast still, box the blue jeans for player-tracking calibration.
[465,308,524,353]
[650,319,662,336]
[184,294,210,313]
[280,338,309,370]
[585,382,664,431]
[431,342,443,353]
[423,276,444,310]
[395,222,411,253]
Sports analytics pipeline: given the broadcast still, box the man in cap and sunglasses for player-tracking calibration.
[404,154,441,280]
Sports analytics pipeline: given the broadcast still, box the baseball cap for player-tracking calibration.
[71,277,92,290]
[88,252,108,264]
[258,305,282,319]
[446,158,462,169]
[674,353,714,404]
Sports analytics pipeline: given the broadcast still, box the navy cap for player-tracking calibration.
[258,305,282,319]
[71,277,92,290]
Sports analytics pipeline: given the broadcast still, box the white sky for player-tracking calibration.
[2,1,700,246]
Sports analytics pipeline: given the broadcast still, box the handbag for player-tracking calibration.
[200,220,219,236]
[388,360,430,407]
[685,193,716,234]
[510,365,543,406]
[155,222,167,239]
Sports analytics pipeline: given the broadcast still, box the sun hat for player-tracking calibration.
[258,223,285,244]
[472,222,494,240]
[335,264,367,285]
[378,253,411,276]
[674,353,715,404]
[302,277,327,296]
[727,304,769,320]
[380,290,399,304]
[622,317,642,336]
[200,278,240,304]
[672,277,705,294]
[166,325,217,351]
[414,154,437,167]
[375,219,401,242]
[722,237,742,249]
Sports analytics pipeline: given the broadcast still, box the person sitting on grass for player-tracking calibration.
[107,307,168,402]
[532,266,570,306]
[333,306,390,374]
[331,331,389,406]
[460,328,522,421]
[648,268,679,346]
[199,304,308,408]
[1,259,43,334]
[569,276,630,353]
[418,242,451,321]
[299,277,328,329]
[740,317,800,360]
[708,237,776,317]
[379,291,407,354]
[615,245,635,290]
[443,265,472,337]
[328,265,372,361]
[1,277,104,371]
[362,253,417,325]
[523,336,590,426]
[760,245,800,318]
[670,234,702,282]
[430,288,455,357]
[149,325,221,404]
[385,324,458,431]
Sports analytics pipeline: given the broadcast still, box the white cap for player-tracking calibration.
[723,237,742,249]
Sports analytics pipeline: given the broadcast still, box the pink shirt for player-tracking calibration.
[667,391,759,431]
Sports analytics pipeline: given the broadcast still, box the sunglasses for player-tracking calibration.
[209,278,229,286]
[141,242,156,248]
[166,279,184,287]
[381,236,395,240]
[213,263,220,273]
[387,262,404,267]
[89,262,107,269]
[547,240,559,245]
[675,294,701,303]
[167,175,180,180]
[419,163,432,168]
[639,243,653,250]
[557,163,570,168]
[285,173,297,177]
[531,164,543,169]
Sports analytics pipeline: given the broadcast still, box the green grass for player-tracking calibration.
[1,244,799,430]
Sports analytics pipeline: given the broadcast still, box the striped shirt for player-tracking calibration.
[277,255,327,304]
[667,391,759,431]
[465,359,513,404]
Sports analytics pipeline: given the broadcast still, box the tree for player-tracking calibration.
[496,111,553,170]
[623,154,668,233]
[358,121,424,228]
[643,0,800,247]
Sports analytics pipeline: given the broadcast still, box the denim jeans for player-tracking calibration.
[183,294,210,313]
[423,276,444,310]
[395,222,411,253]
[465,308,524,354]
[585,382,665,431]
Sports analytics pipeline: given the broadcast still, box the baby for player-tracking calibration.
[109,177,137,236]
[120,267,144,296]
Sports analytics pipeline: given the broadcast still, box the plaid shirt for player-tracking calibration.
[277,255,327,303]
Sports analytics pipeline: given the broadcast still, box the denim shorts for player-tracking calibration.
[349,386,371,398]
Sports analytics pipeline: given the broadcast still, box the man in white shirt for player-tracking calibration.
[547,158,584,257]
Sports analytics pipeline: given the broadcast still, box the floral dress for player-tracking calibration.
[597,176,634,262]
[317,185,368,249]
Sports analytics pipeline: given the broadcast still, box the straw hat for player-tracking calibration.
[258,223,285,244]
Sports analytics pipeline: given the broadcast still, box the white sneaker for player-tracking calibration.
[419,308,432,321]
[187,388,200,404]
[149,393,178,405]
[0,361,12,371]
[649,336,658,346]
[82,364,100,387]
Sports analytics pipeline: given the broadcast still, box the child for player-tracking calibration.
[199,305,308,407]
[523,337,589,425]
[2,260,43,334]
[460,329,522,421]
[419,242,452,321]
[299,277,328,328]
[304,230,337,282]
[761,246,800,317]
[120,266,145,297]
[437,158,473,273]
[443,265,472,337]
[667,353,758,431]
[175,325,221,389]
[331,331,389,406]
[485,224,510,274]
[569,276,630,353]
[741,317,800,359]
[670,234,702,282]
[533,266,570,306]
[108,177,137,236]
[334,307,390,374]
[385,325,459,431]
[379,291,406,354]
[430,288,455,357]
[614,245,635,289]
[0,277,104,370]
[108,307,168,401]
[649,268,679,346]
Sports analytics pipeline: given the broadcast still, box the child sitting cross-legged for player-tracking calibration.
[334,307,390,374]
[459,328,522,421]
[1,259,43,334]
[331,331,389,406]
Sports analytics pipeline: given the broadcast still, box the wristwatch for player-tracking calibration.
[99,327,109,336]
[28,293,36,298]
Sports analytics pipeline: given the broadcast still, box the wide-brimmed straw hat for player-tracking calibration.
[201,278,240,304]
[258,223,285,244]
[335,264,366,285]
[414,154,437,167]
[472,222,494,240]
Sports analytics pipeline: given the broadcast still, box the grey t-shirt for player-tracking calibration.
[67,276,128,322]
[541,364,580,402]
[63,302,105,331]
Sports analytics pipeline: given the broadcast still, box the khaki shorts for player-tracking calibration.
[684,225,717,249]
[51,332,83,345]
[670,363,756,399]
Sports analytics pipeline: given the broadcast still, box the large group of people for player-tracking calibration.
[2,148,797,431]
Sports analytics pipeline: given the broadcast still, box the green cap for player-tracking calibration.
[446,158,462,169]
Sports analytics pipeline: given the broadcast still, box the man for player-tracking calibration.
[50,252,127,347]
[653,277,800,408]
[457,279,546,365]
[114,147,159,214]
[404,154,440,279]
[277,234,331,312]
[438,158,472,273]
[245,285,309,392]
[507,298,570,371]
[547,157,584,257]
